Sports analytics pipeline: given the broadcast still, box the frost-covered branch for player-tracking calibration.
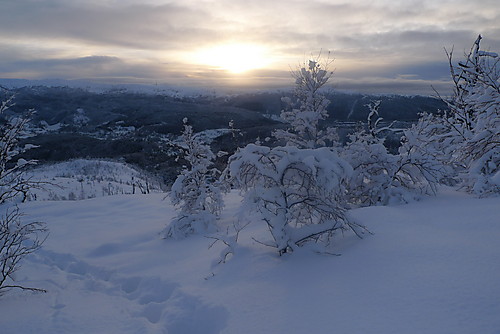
[0,206,47,295]
[207,221,249,266]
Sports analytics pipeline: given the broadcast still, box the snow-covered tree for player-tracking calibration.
[435,35,500,196]
[0,92,47,295]
[391,36,499,198]
[274,54,338,148]
[165,118,224,238]
[0,94,39,203]
[0,206,47,296]
[227,144,365,255]
[447,35,499,195]
[220,54,369,255]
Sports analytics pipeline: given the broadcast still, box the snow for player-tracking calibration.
[478,51,498,58]
[73,108,90,126]
[0,187,499,333]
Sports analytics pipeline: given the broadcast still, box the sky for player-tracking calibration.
[0,0,499,95]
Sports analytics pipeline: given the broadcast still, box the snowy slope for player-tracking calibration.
[0,189,499,334]
[25,159,164,201]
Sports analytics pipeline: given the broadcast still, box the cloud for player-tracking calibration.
[0,0,220,50]
[0,54,156,80]
[338,59,451,81]
[333,76,452,96]
[0,0,499,94]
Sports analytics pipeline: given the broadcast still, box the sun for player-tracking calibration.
[195,44,270,73]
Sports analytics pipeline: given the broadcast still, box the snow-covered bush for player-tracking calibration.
[341,101,399,205]
[436,35,499,196]
[394,126,449,200]
[165,118,224,238]
[343,135,396,205]
[274,55,338,148]
[227,144,365,255]
[343,101,448,205]
[400,112,458,184]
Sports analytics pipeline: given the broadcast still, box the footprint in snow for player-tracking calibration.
[27,249,228,333]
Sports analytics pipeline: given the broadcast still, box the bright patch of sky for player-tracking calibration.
[0,0,499,94]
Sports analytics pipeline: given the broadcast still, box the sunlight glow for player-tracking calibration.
[194,44,271,73]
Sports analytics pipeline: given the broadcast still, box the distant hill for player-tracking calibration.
[1,86,448,184]
[222,91,448,122]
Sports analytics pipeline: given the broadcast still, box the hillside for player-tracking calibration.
[26,159,164,201]
[2,86,447,184]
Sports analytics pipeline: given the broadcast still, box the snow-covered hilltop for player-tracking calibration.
[26,159,164,201]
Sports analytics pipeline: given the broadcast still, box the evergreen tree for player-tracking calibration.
[274,55,338,148]
[165,118,224,238]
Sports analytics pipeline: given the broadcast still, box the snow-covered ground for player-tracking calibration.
[1,188,499,334]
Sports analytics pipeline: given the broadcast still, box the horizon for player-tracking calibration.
[1,0,499,96]
[0,77,451,98]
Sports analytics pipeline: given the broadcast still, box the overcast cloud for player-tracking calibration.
[1,0,499,94]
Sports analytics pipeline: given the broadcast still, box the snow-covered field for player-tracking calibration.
[1,188,499,334]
